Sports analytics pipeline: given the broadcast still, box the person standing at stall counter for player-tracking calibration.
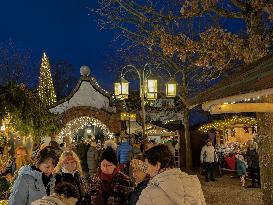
[200,139,218,182]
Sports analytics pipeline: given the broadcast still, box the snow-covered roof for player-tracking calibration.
[49,76,116,114]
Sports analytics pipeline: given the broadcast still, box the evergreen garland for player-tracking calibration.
[0,176,10,200]
[0,84,62,144]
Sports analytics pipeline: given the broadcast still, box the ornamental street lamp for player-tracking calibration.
[114,64,180,144]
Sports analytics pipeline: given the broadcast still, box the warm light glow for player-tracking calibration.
[0,124,5,132]
[198,116,257,133]
[59,116,114,142]
[86,128,92,134]
[146,79,157,100]
[166,79,177,97]
[120,112,136,121]
[114,77,129,100]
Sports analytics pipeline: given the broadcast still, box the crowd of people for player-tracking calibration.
[200,138,261,188]
[0,138,206,205]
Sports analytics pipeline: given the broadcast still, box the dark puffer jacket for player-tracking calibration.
[129,179,149,205]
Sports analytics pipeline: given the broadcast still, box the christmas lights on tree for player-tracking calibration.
[37,52,57,106]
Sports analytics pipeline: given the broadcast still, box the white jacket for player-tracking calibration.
[200,145,216,163]
[136,168,206,205]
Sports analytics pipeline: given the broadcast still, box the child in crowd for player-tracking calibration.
[31,182,79,205]
[236,150,248,187]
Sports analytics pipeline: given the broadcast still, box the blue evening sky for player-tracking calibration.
[0,0,117,91]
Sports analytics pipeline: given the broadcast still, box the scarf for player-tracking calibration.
[98,168,119,204]
[99,168,119,183]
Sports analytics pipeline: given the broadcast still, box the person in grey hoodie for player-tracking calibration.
[137,144,206,205]
[9,147,58,205]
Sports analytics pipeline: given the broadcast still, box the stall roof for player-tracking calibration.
[189,53,273,106]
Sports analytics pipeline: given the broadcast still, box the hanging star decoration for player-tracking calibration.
[230,128,236,137]
[244,126,249,133]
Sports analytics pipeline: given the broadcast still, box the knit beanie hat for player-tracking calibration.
[130,159,147,173]
[100,147,118,166]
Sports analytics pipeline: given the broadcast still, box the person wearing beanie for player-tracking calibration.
[87,147,134,205]
[129,154,150,205]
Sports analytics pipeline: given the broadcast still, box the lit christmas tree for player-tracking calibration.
[38,52,57,106]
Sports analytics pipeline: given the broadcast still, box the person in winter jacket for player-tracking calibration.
[87,142,99,177]
[235,151,247,187]
[137,144,206,205]
[31,182,79,205]
[87,146,134,205]
[200,139,217,182]
[117,138,132,175]
[54,150,86,205]
[129,155,149,205]
[246,142,260,188]
[9,147,58,205]
[76,140,89,176]
[117,138,132,164]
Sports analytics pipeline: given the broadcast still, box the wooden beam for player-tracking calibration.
[208,103,273,114]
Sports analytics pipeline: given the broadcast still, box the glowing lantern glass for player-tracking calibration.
[166,78,177,97]
[146,77,157,100]
[114,77,129,100]
[86,128,92,134]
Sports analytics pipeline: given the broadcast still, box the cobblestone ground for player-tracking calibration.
[199,175,262,205]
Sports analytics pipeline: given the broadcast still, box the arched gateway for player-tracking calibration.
[49,66,121,143]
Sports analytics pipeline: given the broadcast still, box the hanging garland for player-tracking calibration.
[59,116,114,142]
[0,132,7,147]
[199,116,257,133]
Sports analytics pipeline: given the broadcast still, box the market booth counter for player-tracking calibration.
[146,126,180,168]
[199,116,257,172]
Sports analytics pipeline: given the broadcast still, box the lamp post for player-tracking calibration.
[121,112,136,144]
[114,64,178,145]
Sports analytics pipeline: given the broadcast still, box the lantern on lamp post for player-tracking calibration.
[114,77,129,100]
[166,78,177,98]
[145,76,158,100]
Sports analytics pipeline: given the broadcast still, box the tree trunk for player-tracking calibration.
[256,96,273,204]
[183,108,192,170]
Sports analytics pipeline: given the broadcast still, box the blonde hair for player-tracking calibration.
[54,150,83,175]
[15,146,32,171]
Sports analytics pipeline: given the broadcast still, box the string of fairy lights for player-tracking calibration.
[59,116,114,142]
[198,116,257,133]
[37,52,57,106]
